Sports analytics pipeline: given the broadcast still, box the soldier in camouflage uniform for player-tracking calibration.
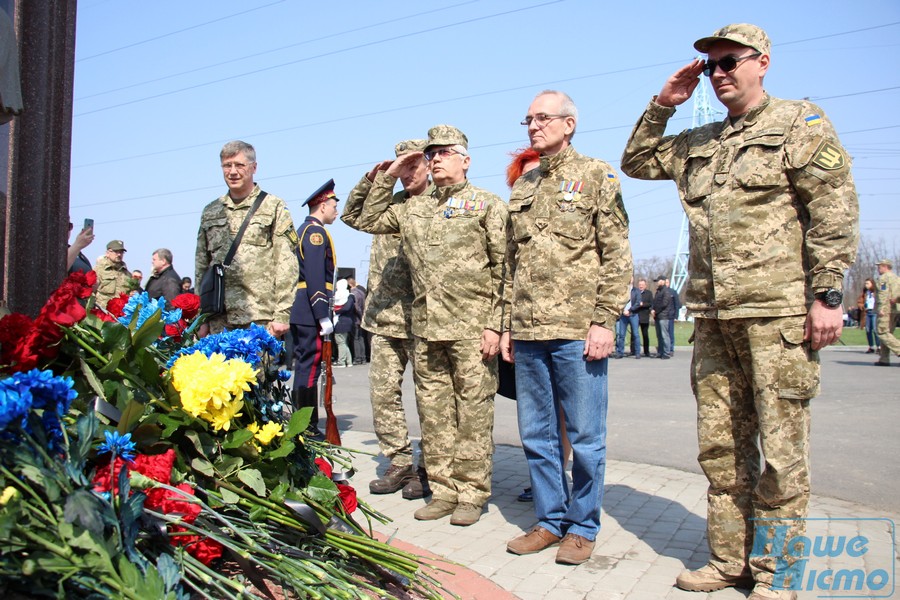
[93,240,132,309]
[874,259,900,365]
[502,91,632,566]
[195,140,298,337]
[356,125,507,527]
[342,139,433,499]
[620,24,859,600]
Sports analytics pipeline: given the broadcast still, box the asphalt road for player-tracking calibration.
[327,344,899,514]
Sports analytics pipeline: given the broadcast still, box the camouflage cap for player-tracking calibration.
[106,240,127,252]
[694,23,771,55]
[876,258,893,268]
[424,125,468,151]
[394,139,427,157]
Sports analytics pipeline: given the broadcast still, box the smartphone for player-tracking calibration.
[83,218,94,231]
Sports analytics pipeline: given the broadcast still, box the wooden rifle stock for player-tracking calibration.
[321,332,340,445]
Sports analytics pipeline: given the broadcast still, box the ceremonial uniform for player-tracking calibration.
[289,213,336,431]
[93,256,131,309]
[503,145,632,542]
[357,177,507,508]
[195,185,297,334]
[876,268,900,363]
[621,94,858,584]
[342,171,434,471]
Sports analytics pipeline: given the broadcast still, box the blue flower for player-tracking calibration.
[96,430,137,462]
[118,292,182,329]
[277,370,292,382]
[166,323,284,368]
[0,370,76,435]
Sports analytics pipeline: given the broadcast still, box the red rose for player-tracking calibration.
[0,313,35,369]
[314,457,333,479]
[336,483,358,514]
[164,319,186,342]
[106,293,129,317]
[171,294,200,321]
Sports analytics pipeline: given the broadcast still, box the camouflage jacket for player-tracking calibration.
[356,178,508,341]
[93,256,131,309]
[503,145,632,339]
[876,270,900,314]
[621,95,859,319]
[342,173,435,339]
[195,185,298,326]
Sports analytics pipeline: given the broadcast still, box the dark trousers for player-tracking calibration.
[351,323,367,363]
[639,323,650,355]
[290,324,322,428]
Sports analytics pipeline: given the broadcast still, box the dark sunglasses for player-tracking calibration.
[703,52,761,77]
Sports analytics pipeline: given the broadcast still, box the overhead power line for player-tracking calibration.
[76,0,480,101]
[76,1,286,62]
[74,1,564,117]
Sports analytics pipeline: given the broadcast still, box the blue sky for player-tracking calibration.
[69,0,900,285]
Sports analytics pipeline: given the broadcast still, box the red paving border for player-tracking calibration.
[373,532,518,600]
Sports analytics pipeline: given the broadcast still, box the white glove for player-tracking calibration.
[318,317,334,336]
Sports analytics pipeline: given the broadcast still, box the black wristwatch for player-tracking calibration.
[814,288,843,308]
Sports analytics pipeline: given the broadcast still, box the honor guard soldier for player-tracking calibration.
[290,179,339,441]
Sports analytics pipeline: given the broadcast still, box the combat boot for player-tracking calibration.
[413,499,457,521]
[449,502,482,526]
[401,467,431,500]
[369,464,415,494]
[676,564,754,592]
[748,583,797,600]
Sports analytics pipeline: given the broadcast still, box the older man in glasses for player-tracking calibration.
[621,24,858,600]
[501,90,632,566]
[356,125,507,527]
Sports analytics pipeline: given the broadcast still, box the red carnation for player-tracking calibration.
[132,449,176,483]
[170,526,224,565]
[106,293,129,317]
[336,483,358,514]
[315,457,333,479]
[91,308,118,322]
[171,293,200,321]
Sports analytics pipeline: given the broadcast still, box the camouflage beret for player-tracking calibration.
[425,125,468,151]
[877,258,893,268]
[395,139,427,157]
[694,23,771,55]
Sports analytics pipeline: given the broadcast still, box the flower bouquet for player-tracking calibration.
[0,273,447,599]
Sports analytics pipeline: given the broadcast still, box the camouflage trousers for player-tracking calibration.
[206,318,268,335]
[369,334,416,469]
[876,310,900,362]
[412,337,497,506]
[691,316,818,586]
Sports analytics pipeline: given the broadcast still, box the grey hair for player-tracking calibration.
[220,140,256,163]
[153,248,173,265]
[452,144,468,156]
[537,90,578,139]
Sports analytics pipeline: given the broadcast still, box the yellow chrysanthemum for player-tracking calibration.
[254,422,284,446]
[171,352,256,431]
[0,486,18,506]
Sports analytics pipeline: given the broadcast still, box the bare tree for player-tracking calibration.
[845,235,900,313]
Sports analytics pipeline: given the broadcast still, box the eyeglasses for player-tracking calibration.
[703,52,761,77]
[520,113,568,127]
[424,148,465,161]
[221,161,253,171]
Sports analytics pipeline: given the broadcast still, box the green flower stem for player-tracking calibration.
[64,328,166,406]
[0,465,55,522]
[181,553,247,597]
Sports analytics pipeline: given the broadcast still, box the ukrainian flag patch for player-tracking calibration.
[805,114,822,127]
[607,172,617,180]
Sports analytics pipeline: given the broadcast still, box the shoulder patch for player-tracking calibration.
[811,141,846,171]
[286,228,299,247]
[309,232,324,246]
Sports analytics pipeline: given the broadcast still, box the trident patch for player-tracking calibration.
[812,142,846,171]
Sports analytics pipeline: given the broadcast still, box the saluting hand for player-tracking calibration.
[366,160,394,182]
[386,151,424,179]
[657,59,705,108]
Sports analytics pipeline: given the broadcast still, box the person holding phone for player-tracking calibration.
[67,219,94,274]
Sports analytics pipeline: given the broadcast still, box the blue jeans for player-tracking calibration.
[656,319,671,356]
[514,339,608,541]
[865,310,880,348]
[615,314,640,356]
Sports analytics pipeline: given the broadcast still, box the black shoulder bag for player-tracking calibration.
[199,192,268,315]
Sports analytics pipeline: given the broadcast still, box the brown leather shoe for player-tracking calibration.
[555,533,595,565]
[507,526,561,555]
[401,467,431,500]
[369,464,415,494]
[676,564,754,592]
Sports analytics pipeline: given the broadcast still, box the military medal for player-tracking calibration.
[445,193,485,218]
